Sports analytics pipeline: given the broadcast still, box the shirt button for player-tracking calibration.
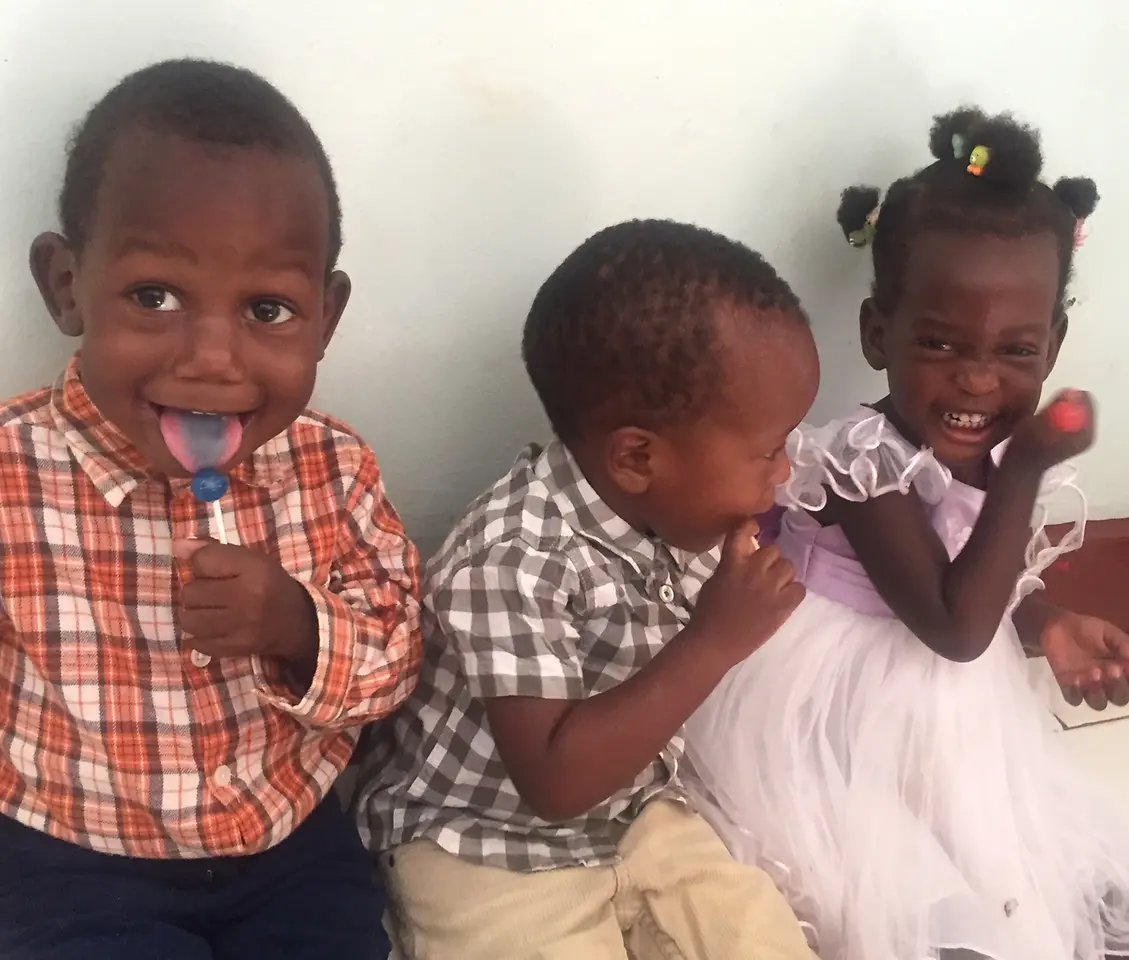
[190,650,212,668]
[658,583,675,604]
[213,765,233,789]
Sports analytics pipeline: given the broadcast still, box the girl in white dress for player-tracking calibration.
[685,107,1129,960]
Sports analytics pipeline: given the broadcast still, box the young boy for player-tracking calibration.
[0,60,420,959]
[357,219,821,959]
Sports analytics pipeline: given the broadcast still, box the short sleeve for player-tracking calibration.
[779,411,951,512]
[426,542,585,700]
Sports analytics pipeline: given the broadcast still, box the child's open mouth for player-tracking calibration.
[939,410,998,445]
[154,406,250,473]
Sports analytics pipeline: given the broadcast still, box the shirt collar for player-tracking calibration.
[50,355,291,507]
[534,439,693,575]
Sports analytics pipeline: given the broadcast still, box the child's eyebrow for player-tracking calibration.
[116,236,199,263]
[995,321,1051,337]
[911,316,1049,340]
[244,249,321,275]
[909,316,960,333]
[114,236,319,278]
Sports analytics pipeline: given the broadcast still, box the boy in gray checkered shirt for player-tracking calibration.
[357,219,821,959]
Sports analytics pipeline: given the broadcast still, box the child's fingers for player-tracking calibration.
[1060,681,1085,708]
[180,576,243,611]
[780,580,806,610]
[1108,630,1129,665]
[1084,679,1109,712]
[172,537,214,561]
[175,541,248,579]
[719,517,761,566]
[178,606,235,644]
[751,547,796,591]
[1046,390,1092,434]
[1107,674,1129,708]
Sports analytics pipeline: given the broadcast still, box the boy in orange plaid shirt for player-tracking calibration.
[0,59,420,959]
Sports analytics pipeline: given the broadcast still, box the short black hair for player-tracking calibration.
[837,107,1099,316]
[60,59,342,272]
[522,219,806,443]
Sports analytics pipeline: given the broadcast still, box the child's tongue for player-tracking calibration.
[158,409,243,474]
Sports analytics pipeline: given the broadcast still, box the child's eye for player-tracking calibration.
[131,286,183,312]
[1001,344,1039,358]
[916,338,953,352]
[245,300,296,325]
[760,444,787,462]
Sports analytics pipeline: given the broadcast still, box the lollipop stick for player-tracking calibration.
[211,499,228,545]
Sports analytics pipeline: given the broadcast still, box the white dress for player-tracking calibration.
[684,407,1129,960]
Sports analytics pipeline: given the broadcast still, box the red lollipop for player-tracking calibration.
[1047,396,1088,433]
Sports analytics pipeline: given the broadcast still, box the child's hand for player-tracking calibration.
[173,539,318,665]
[1042,608,1129,710]
[1007,389,1095,473]
[691,517,805,670]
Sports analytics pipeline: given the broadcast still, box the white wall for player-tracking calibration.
[1,0,1126,555]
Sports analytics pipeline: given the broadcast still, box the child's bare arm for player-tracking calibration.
[452,521,802,823]
[831,462,1042,661]
[831,392,1093,662]
[485,628,735,822]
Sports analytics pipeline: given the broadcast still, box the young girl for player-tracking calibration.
[684,107,1129,960]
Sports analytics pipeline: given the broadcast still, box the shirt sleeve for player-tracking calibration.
[253,450,422,728]
[429,541,586,700]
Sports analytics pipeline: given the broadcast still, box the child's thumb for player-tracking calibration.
[719,517,761,567]
[171,538,210,561]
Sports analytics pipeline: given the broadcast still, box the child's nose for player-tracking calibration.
[174,314,244,383]
[770,451,792,486]
[954,359,1000,396]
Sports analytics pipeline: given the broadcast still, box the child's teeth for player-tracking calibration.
[945,412,990,429]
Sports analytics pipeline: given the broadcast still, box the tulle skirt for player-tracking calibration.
[684,594,1129,960]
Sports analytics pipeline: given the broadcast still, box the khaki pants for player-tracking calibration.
[381,801,815,960]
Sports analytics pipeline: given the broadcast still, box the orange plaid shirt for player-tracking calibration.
[0,358,421,858]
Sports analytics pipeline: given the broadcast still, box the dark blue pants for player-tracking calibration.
[0,794,389,959]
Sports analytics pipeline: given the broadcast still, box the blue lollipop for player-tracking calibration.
[190,467,230,544]
[160,410,241,545]
[190,467,229,503]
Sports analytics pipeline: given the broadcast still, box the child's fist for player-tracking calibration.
[1007,389,1095,474]
[174,539,318,664]
[1047,394,1089,433]
[691,517,804,670]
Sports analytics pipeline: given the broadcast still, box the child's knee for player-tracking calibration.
[383,840,624,960]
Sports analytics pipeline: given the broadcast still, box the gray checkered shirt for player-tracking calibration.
[355,440,720,872]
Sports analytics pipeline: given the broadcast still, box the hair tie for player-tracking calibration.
[952,133,991,176]
[966,145,991,177]
[848,203,881,248]
[1073,218,1087,251]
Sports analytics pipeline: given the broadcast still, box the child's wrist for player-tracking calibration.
[675,621,742,678]
[997,446,1050,485]
[268,577,321,665]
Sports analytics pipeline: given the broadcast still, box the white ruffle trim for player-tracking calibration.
[1018,460,1085,607]
[776,410,1087,610]
[777,413,951,512]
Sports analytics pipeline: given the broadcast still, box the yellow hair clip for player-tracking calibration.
[847,204,881,247]
[967,145,991,176]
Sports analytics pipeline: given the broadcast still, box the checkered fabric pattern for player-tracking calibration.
[0,357,421,858]
[357,440,720,871]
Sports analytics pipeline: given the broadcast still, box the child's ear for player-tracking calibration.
[604,426,659,496]
[317,269,352,359]
[859,297,888,371]
[1045,309,1069,377]
[30,233,82,337]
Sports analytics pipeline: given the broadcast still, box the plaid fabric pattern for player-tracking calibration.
[357,440,720,871]
[0,358,421,858]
